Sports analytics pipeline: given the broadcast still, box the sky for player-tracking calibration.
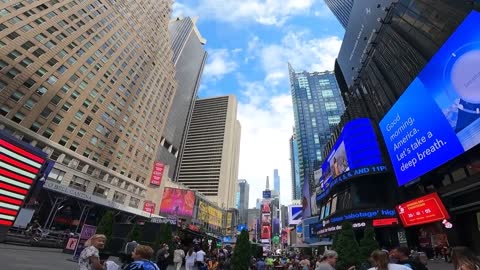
[173,0,345,208]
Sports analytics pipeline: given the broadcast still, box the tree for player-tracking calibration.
[335,222,360,270]
[127,223,142,242]
[232,230,251,270]
[359,227,379,263]
[154,224,173,250]
[96,210,115,241]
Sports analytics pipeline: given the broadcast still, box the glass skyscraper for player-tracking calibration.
[324,0,354,28]
[288,64,345,189]
[289,132,301,200]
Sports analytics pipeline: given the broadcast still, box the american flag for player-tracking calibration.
[0,137,45,226]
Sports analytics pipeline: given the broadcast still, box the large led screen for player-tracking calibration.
[396,193,449,227]
[380,11,480,186]
[317,118,385,201]
[159,187,195,217]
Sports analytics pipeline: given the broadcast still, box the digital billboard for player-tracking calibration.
[396,193,449,227]
[288,205,302,225]
[380,11,480,186]
[197,201,223,227]
[0,133,47,227]
[159,187,195,217]
[317,118,386,201]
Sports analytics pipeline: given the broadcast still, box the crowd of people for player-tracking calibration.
[77,234,480,270]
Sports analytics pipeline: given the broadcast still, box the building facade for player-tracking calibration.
[156,17,207,181]
[0,0,176,215]
[289,64,345,189]
[324,0,354,28]
[273,169,280,196]
[236,179,250,224]
[289,132,301,200]
[331,0,480,253]
[177,95,241,208]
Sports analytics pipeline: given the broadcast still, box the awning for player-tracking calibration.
[291,243,311,248]
[309,240,332,246]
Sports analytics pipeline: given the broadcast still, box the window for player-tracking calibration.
[23,79,36,88]
[52,114,63,124]
[47,75,58,85]
[50,95,62,105]
[20,57,33,67]
[6,68,20,79]
[47,58,58,67]
[21,41,35,51]
[47,168,65,183]
[62,102,72,111]
[322,90,334,97]
[30,121,42,132]
[0,60,6,69]
[7,50,22,60]
[71,90,80,99]
[7,31,20,40]
[83,148,92,158]
[35,67,48,77]
[58,136,68,146]
[93,184,109,198]
[70,141,79,151]
[9,91,24,102]
[77,128,86,137]
[90,136,98,145]
[0,105,11,116]
[33,48,46,57]
[40,107,53,118]
[82,99,91,108]
[42,128,54,138]
[67,122,77,132]
[74,110,84,120]
[325,102,338,111]
[69,176,90,192]
[328,116,341,124]
[24,99,37,110]
[85,116,93,125]
[57,65,67,74]
[12,112,25,123]
[36,85,48,95]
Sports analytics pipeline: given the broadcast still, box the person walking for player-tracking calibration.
[195,247,206,268]
[173,245,185,270]
[368,250,412,270]
[78,234,107,270]
[389,247,428,270]
[451,246,480,270]
[316,250,356,270]
[123,245,159,270]
[185,248,197,270]
[123,240,139,266]
[156,244,170,270]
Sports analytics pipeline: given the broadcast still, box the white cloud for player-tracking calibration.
[237,84,294,207]
[174,0,316,26]
[260,31,342,85]
[203,49,238,81]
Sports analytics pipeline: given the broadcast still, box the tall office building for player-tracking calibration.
[156,17,207,181]
[324,0,354,28]
[0,0,176,212]
[177,95,241,208]
[289,64,345,188]
[237,179,250,224]
[289,132,301,200]
[273,169,280,196]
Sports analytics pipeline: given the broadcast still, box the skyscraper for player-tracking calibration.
[237,179,250,224]
[0,0,176,212]
[324,0,354,28]
[177,95,241,208]
[273,169,280,196]
[289,64,345,188]
[157,17,208,181]
[289,132,301,200]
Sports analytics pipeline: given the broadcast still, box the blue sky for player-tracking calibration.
[173,0,345,207]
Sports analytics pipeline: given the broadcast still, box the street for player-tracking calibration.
[0,243,454,270]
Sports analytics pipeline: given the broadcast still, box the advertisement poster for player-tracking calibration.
[143,201,156,214]
[73,224,97,260]
[396,193,450,227]
[288,205,302,225]
[197,201,222,227]
[261,225,271,239]
[149,161,165,186]
[261,199,271,213]
[159,188,195,217]
[380,11,480,186]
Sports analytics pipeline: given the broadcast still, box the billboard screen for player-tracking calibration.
[379,11,480,186]
[143,201,156,214]
[396,193,449,227]
[0,134,47,227]
[159,188,195,217]
[198,201,223,227]
[261,199,271,213]
[150,161,164,186]
[288,205,302,225]
[317,118,386,201]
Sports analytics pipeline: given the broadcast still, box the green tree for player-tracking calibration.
[232,230,251,270]
[96,210,115,240]
[127,223,143,242]
[154,224,173,250]
[359,227,379,263]
[335,222,360,270]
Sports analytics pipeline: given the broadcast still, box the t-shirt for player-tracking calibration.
[124,260,160,270]
[186,252,197,265]
[196,250,206,262]
[316,262,335,270]
[78,246,99,270]
[368,263,412,270]
[174,249,185,263]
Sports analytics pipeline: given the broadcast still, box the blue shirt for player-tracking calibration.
[124,260,160,270]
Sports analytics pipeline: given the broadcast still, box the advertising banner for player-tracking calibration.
[149,161,164,186]
[396,193,450,227]
[261,199,271,213]
[262,190,271,199]
[143,201,156,214]
[73,224,97,260]
[288,205,302,225]
[197,201,222,227]
[0,132,47,228]
[380,11,480,186]
[159,188,195,217]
